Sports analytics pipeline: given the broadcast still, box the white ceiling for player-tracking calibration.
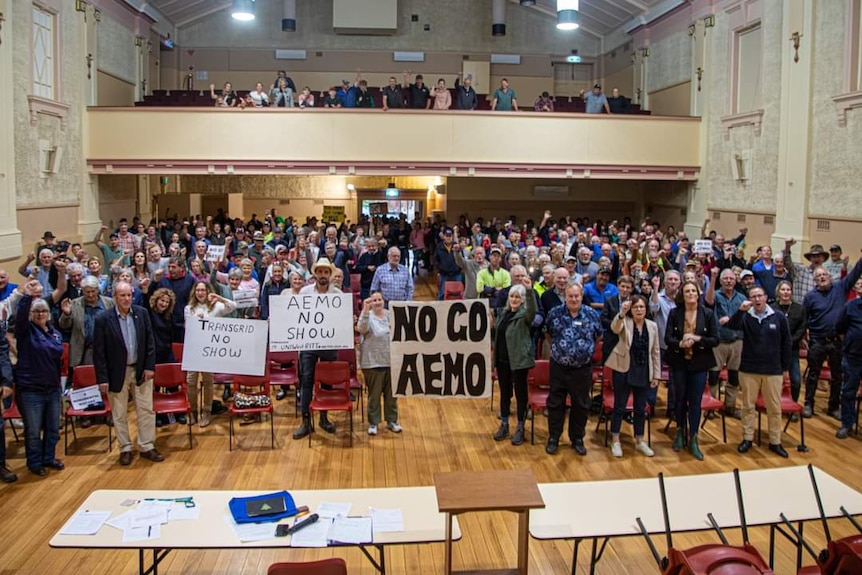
[142,0,664,36]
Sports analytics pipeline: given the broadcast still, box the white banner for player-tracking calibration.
[268,293,354,352]
[182,316,268,376]
[694,239,713,254]
[205,245,226,262]
[69,385,103,411]
[389,300,492,398]
[232,289,258,309]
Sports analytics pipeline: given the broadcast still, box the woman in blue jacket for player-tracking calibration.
[14,281,64,476]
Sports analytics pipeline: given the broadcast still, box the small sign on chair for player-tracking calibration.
[69,385,103,411]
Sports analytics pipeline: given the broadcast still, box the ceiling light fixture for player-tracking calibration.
[520,0,537,5]
[231,0,255,22]
[556,0,580,31]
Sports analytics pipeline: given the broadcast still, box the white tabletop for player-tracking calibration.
[50,487,460,549]
[530,466,862,540]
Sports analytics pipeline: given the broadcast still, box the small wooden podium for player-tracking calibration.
[435,468,545,575]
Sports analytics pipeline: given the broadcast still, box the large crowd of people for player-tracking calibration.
[205,69,631,113]
[0,205,859,482]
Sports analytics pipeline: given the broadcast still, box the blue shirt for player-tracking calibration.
[804,257,862,339]
[492,88,517,111]
[117,309,138,365]
[370,264,414,304]
[337,86,358,108]
[584,92,608,114]
[583,281,619,308]
[545,304,602,367]
[14,295,64,393]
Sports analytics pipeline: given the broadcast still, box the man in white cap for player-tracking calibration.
[293,257,342,439]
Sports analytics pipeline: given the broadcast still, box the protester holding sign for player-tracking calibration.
[259,263,291,401]
[357,292,401,436]
[293,258,342,440]
[183,282,237,427]
[543,282,602,456]
[490,276,536,445]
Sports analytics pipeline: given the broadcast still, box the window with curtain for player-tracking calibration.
[32,5,55,100]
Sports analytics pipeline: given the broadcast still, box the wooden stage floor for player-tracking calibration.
[3,275,861,574]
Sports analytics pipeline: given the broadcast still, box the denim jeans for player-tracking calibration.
[805,338,842,412]
[298,349,338,415]
[672,368,708,436]
[17,388,61,470]
[788,350,802,403]
[0,416,6,465]
[839,358,862,431]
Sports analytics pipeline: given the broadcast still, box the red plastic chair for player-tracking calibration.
[756,375,805,450]
[664,543,773,574]
[337,348,364,422]
[152,363,193,449]
[1,387,23,442]
[443,281,464,300]
[172,342,184,363]
[267,558,347,575]
[61,342,70,380]
[349,274,361,292]
[228,370,274,451]
[269,350,300,415]
[64,365,112,454]
[527,360,550,445]
[700,385,727,443]
[308,361,353,447]
[591,337,604,391]
[596,366,651,447]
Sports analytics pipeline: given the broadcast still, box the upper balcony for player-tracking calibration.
[86,108,701,180]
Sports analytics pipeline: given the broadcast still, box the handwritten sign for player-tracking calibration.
[389,300,491,398]
[268,293,354,351]
[69,386,103,411]
[182,317,268,376]
[694,239,713,255]
[322,205,345,223]
[232,289,258,309]
[206,245,226,262]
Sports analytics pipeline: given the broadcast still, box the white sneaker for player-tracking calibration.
[367,424,378,436]
[611,442,623,458]
[387,422,403,433]
[635,442,655,457]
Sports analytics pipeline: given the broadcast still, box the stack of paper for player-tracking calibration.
[329,517,373,544]
[59,511,111,536]
[289,517,333,547]
[223,515,277,542]
[370,508,405,534]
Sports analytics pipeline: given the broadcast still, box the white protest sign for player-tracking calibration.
[182,316,268,376]
[694,239,713,254]
[389,300,492,398]
[205,245,226,262]
[268,292,354,352]
[69,386,103,411]
[232,289,258,309]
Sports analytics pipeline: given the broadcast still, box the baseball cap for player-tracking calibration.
[489,247,502,256]
[565,255,577,263]
[237,241,249,251]
[598,266,611,274]
[253,231,264,241]
[443,227,453,235]
[593,84,601,90]
[740,269,754,279]
[830,245,842,252]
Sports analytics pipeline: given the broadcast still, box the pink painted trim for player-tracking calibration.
[844,0,861,93]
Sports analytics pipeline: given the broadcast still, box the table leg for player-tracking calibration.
[137,548,172,575]
[590,538,598,575]
[797,521,803,569]
[571,539,581,575]
[358,544,385,574]
[518,510,530,574]
[444,512,454,575]
[769,524,775,568]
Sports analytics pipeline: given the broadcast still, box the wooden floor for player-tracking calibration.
[4,275,862,574]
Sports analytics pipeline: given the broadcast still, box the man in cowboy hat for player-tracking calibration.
[802,248,862,419]
[293,257,343,439]
[783,239,828,305]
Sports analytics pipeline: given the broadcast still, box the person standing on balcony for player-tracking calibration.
[430,78,452,110]
[454,73,478,110]
[581,84,611,114]
[491,79,518,111]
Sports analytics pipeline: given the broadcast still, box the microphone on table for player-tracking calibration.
[286,513,320,535]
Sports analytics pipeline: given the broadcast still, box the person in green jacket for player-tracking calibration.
[490,275,536,445]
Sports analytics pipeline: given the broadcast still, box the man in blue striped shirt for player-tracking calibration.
[370,247,414,305]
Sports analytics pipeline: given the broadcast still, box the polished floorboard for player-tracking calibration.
[3,275,862,574]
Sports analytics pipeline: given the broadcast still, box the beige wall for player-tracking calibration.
[603,65,634,100]
[705,209,775,259]
[86,109,702,170]
[97,71,136,107]
[648,81,692,117]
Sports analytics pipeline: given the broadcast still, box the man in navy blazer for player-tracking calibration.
[93,281,163,466]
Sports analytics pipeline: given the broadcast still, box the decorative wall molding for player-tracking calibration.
[719,108,764,139]
[832,91,862,128]
[27,95,70,129]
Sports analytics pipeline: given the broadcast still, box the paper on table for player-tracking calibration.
[289,517,333,548]
[223,515,277,543]
[129,507,169,528]
[329,517,372,544]
[315,502,352,518]
[59,510,112,535]
[168,504,201,521]
[370,507,404,533]
[105,510,134,532]
[122,524,161,543]
[138,499,173,510]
